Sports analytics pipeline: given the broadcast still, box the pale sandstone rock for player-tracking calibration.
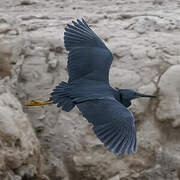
[0,85,41,179]
[110,67,141,89]
[0,44,12,78]
[130,45,147,60]
[0,23,11,34]
[147,47,156,59]
[108,174,119,180]
[156,65,180,127]
[131,82,157,117]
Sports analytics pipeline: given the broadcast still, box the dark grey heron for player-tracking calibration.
[26,19,156,155]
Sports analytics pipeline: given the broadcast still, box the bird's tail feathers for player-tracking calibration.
[50,81,75,112]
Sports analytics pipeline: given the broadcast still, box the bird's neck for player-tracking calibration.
[119,93,132,107]
[122,99,131,107]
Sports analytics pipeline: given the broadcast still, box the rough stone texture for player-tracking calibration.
[0,82,44,179]
[0,0,180,179]
[156,65,180,128]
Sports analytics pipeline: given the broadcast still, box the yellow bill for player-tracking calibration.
[25,100,52,106]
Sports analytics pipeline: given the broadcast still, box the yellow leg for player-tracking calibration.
[25,100,52,106]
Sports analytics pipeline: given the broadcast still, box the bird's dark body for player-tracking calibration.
[50,19,155,155]
[66,81,116,102]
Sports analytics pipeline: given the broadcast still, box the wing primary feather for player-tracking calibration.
[103,126,124,154]
[77,19,96,35]
[133,134,137,153]
[120,134,131,154]
[72,20,98,39]
[77,19,87,27]
[65,27,94,40]
[66,24,95,38]
[103,128,120,148]
[68,49,84,58]
[117,135,127,154]
[113,127,127,154]
[118,125,131,154]
[92,122,112,130]
[119,125,132,154]
[67,23,90,33]
[64,35,86,42]
[65,39,83,44]
[82,18,91,28]
[126,130,133,155]
[107,126,123,151]
[64,31,90,41]
[72,20,90,32]
[129,128,137,153]
[65,41,93,48]
[93,123,114,137]
[127,127,135,154]
[97,126,117,141]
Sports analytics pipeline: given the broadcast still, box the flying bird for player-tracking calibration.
[26,19,156,155]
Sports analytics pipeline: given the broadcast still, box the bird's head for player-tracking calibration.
[117,89,157,107]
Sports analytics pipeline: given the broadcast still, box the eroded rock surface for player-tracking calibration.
[156,65,180,128]
[0,0,180,179]
[0,82,43,179]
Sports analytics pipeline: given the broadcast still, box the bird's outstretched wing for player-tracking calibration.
[64,19,113,83]
[77,99,137,155]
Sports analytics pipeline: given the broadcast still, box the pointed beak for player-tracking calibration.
[137,93,157,98]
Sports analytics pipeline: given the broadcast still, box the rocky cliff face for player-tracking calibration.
[0,0,180,179]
